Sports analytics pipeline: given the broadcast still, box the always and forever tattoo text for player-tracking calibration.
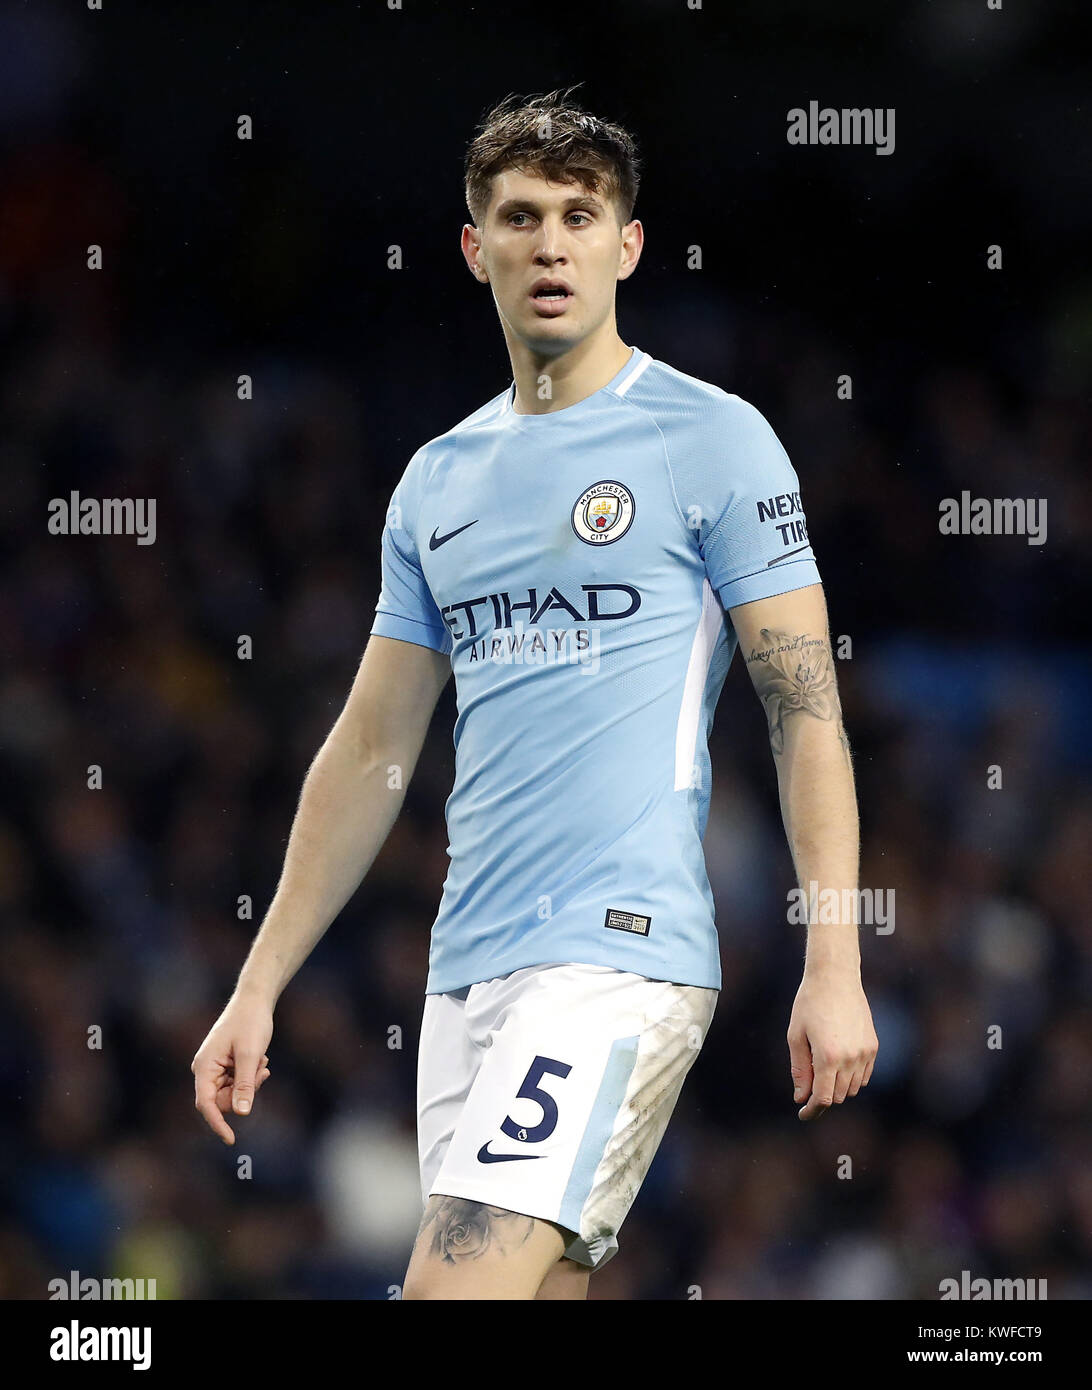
[744,628,851,757]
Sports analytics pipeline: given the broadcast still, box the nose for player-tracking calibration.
[533,218,570,265]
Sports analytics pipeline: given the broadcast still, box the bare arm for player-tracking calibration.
[729,583,878,1120]
[192,633,450,1141]
[732,583,859,942]
[234,633,450,1003]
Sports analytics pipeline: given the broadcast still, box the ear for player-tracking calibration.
[461,223,490,283]
[617,218,644,282]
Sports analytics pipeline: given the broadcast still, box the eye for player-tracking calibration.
[568,213,591,225]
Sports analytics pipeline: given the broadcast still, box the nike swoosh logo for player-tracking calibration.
[476,1142,543,1164]
[429,520,478,551]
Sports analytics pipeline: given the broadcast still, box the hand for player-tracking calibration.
[786,970,878,1121]
[191,993,274,1144]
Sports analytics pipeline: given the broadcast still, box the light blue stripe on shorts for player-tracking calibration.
[558,1034,640,1235]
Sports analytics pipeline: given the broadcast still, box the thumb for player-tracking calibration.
[788,1031,813,1103]
[232,1050,260,1115]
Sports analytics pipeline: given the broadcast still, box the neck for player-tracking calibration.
[507,323,632,416]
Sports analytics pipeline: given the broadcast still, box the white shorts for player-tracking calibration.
[416,962,718,1271]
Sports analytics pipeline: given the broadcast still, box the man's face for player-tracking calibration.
[462,166,642,355]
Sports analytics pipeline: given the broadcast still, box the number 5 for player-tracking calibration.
[501,1055,571,1143]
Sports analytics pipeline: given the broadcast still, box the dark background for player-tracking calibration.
[0,0,1089,1299]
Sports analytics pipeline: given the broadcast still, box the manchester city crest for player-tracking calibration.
[571,480,635,545]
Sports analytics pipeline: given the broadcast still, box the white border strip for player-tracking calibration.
[614,347,652,396]
[674,578,722,791]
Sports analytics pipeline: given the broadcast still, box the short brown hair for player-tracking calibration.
[464,85,640,229]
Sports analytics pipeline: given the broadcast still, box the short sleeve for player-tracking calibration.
[697,397,821,610]
[371,480,452,655]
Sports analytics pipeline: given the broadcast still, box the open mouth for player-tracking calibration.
[530,279,573,301]
[529,280,573,314]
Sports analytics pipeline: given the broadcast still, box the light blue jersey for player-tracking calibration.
[371,346,821,993]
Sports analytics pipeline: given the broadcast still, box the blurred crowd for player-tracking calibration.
[1,4,1090,1302]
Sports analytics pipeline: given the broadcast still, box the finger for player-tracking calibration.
[226,1069,270,1101]
[832,1064,854,1104]
[194,1065,236,1145]
[232,1049,261,1115]
[787,1031,813,1105]
[214,1073,237,1113]
[799,1061,836,1121]
[862,1056,875,1086]
[846,1064,865,1097]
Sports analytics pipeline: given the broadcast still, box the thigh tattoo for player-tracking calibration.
[418,1197,537,1265]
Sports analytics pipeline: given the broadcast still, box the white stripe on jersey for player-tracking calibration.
[674,577,723,790]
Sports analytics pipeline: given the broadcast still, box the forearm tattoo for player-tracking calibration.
[419,1197,536,1265]
[744,628,851,757]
